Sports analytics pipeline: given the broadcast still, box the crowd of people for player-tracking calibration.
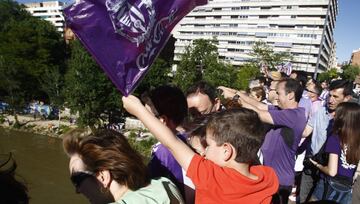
[63,70,360,204]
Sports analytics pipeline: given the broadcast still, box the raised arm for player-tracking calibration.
[243,102,274,124]
[122,95,195,171]
[218,86,273,124]
[218,86,268,111]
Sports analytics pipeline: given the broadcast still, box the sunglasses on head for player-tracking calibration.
[70,171,95,189]
[305,88,318,95]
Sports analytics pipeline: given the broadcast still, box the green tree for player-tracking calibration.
[341,64,360,81]
[249,41,292,69]
[64,40,122,129]
[39,66,64,108]
[174,38,235,91]
[318,68,339,82]
[0,0,29,28]
[173,44,199,92]
[0,0,66,123]
[203,60,236,88]
[233,63,261,90]
[0,55,25,120]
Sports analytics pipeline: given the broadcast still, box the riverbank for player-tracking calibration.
[0,114,155,142]
[0,114,76,138]
[0,114,156,161]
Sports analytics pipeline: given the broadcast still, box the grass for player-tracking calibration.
[0,114,5,124]
[58,125,71,134]
[23,124,36,130]
[127,130,157,163]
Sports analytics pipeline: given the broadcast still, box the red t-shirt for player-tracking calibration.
[187,154,279,204]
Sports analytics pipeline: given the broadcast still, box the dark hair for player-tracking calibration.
[0,153,29,204]
[307,78,317,85]
[332,102,360,164]
[63,129,149,191]
[280,72,288,79]
[222,98,243,110]
[186,81,217,102]
[329,80,353,97]
[312,82,322,95]
[256,76,266,85]
[279,78,303,102]
[145,85,188,126]
[206,108,266,164]
[250,86,266,101]
[183,115,211,151]
[292,71,308,87]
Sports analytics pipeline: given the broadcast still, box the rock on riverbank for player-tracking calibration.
[0,115,76,137]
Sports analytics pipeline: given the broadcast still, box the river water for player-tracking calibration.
[0,128,87,204]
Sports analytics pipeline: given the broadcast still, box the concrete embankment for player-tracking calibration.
[0,115,76,137]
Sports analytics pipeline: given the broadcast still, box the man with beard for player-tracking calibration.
[299,79,353,203]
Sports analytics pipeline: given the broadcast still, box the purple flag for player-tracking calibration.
[64,0,207,96]
[276,62,292,76]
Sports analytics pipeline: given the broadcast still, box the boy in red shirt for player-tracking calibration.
[123,95,279,203]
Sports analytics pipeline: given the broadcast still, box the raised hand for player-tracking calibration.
[122,95,146,116]
[217,86,237,99]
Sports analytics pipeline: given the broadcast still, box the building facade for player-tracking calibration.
[172,0,338,74]
[24,1,65,33]
[350,49,360,66]
[328,41,338,69]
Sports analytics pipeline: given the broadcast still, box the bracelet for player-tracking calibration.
[232,94,240,101]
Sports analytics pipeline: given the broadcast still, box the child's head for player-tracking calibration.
[183,115,210,156]
[141,85,188,129]
[249,86,266,102]
[205,108,266,166]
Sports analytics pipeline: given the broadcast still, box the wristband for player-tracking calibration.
[232,94,240,101]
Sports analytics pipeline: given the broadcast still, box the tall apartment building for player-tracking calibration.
[24,1,65,33]
[172,0,338,74]
[350,49,360,66]
[328,41,337,69]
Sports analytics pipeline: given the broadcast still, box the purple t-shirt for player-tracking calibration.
[325,134,357,179]
[149,133,187,182]
[261,106,306,186]
[148,133,194,199]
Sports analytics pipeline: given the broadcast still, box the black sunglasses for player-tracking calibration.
[70,171,95,189]
[305,88,318,95]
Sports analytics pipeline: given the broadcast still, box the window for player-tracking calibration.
[297,34,317,39]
